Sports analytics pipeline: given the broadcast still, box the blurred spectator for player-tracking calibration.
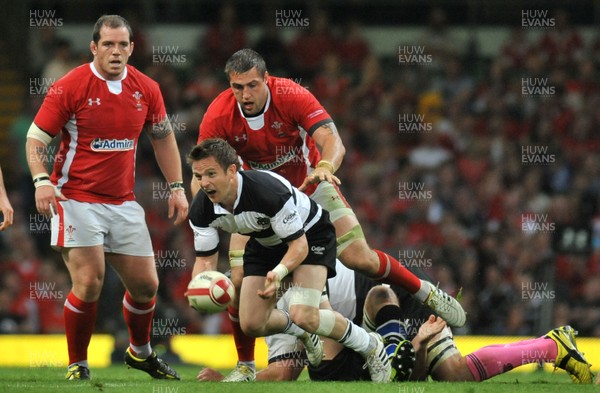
[537,9,584,68]
[311,53,351,118]
[41,38,76,82]
[337,19,371,72]
[201,2,247,68]
[288,9,336,78]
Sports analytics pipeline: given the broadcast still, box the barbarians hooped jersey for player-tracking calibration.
[198,76,332,193]
[33,62,167,203]
[189,170,323,256]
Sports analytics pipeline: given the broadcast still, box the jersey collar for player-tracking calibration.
[89,62,128,94]
[236,88,271,131]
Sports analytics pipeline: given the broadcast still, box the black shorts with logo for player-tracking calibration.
[243,210,337,278]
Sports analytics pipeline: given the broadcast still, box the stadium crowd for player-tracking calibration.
[1,6,599,349]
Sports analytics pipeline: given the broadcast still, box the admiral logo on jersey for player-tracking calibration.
[90,138,135,152]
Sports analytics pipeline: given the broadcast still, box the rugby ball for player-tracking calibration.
[185,271,235,313]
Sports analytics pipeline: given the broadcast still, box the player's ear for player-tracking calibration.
[90,41,97,56]
[263,71,269,83]
[129,41,134,55]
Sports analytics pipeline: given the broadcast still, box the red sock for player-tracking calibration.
[64,291,97,365]
[373,249,421,293]
[122,291,156,350]
[228,305,255,362]
[465,337,557,381]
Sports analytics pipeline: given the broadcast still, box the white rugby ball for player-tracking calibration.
[185,271,235,313]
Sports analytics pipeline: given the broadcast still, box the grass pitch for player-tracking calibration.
[1,365,596,393]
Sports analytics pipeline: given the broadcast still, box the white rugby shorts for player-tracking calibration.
[51,199,153,256]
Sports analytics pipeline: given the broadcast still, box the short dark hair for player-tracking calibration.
[187,138,240,171]
[224,48,267,80]
[92,15,133,44]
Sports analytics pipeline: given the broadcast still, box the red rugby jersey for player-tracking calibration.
[198,76,332,192]
[34,63,166,203]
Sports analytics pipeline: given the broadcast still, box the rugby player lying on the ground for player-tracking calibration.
[198,262,593,383]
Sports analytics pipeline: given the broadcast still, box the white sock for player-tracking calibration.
[338,319,375,356]
[238,360,255,371]
[130,343,152,359]
[69,360,88,368]
[414,279,432,302]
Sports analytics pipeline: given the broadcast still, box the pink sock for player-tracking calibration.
[465,337,557,381]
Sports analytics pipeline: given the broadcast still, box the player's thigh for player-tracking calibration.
[108,253,158,301]
[239,276,276,328]
[62,245,106,291]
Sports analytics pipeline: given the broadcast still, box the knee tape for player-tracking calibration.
[336,225,365,256]
[289,287,322,308]
[315,309,336,336]
[229,250,244,268]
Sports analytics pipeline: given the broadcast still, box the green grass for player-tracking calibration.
[1,366,596,392]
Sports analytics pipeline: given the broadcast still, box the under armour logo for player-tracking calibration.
[88,98,101,106]
[234,134,247,142]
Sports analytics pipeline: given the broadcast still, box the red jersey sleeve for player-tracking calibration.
[145,81,167,126]
[197,100,227,143]
[284,81,332,136]
[33,79,75,136]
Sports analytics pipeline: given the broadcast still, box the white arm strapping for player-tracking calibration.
[27,123,53,145]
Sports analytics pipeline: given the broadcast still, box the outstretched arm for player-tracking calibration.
[299,121,345,191]
[146,118,189,225]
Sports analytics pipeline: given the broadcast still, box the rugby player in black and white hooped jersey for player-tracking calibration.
[187,138,391,383]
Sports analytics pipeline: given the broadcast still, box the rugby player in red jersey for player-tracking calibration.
[26,15,188,381]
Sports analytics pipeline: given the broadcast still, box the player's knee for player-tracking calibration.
[290,307,320,333]
[73,273,104,296]
[127,276,158,302]
[339,243,378,275]
[364,285,398,321]
[240,319,266,338]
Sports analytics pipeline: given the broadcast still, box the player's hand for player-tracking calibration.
[415,315,446,346]
[258,270,278,299]
[298,167,341,192]
[168,188,189,225]
[197,367,225,381]
[0,194,13,231]
[35,184,67,218]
